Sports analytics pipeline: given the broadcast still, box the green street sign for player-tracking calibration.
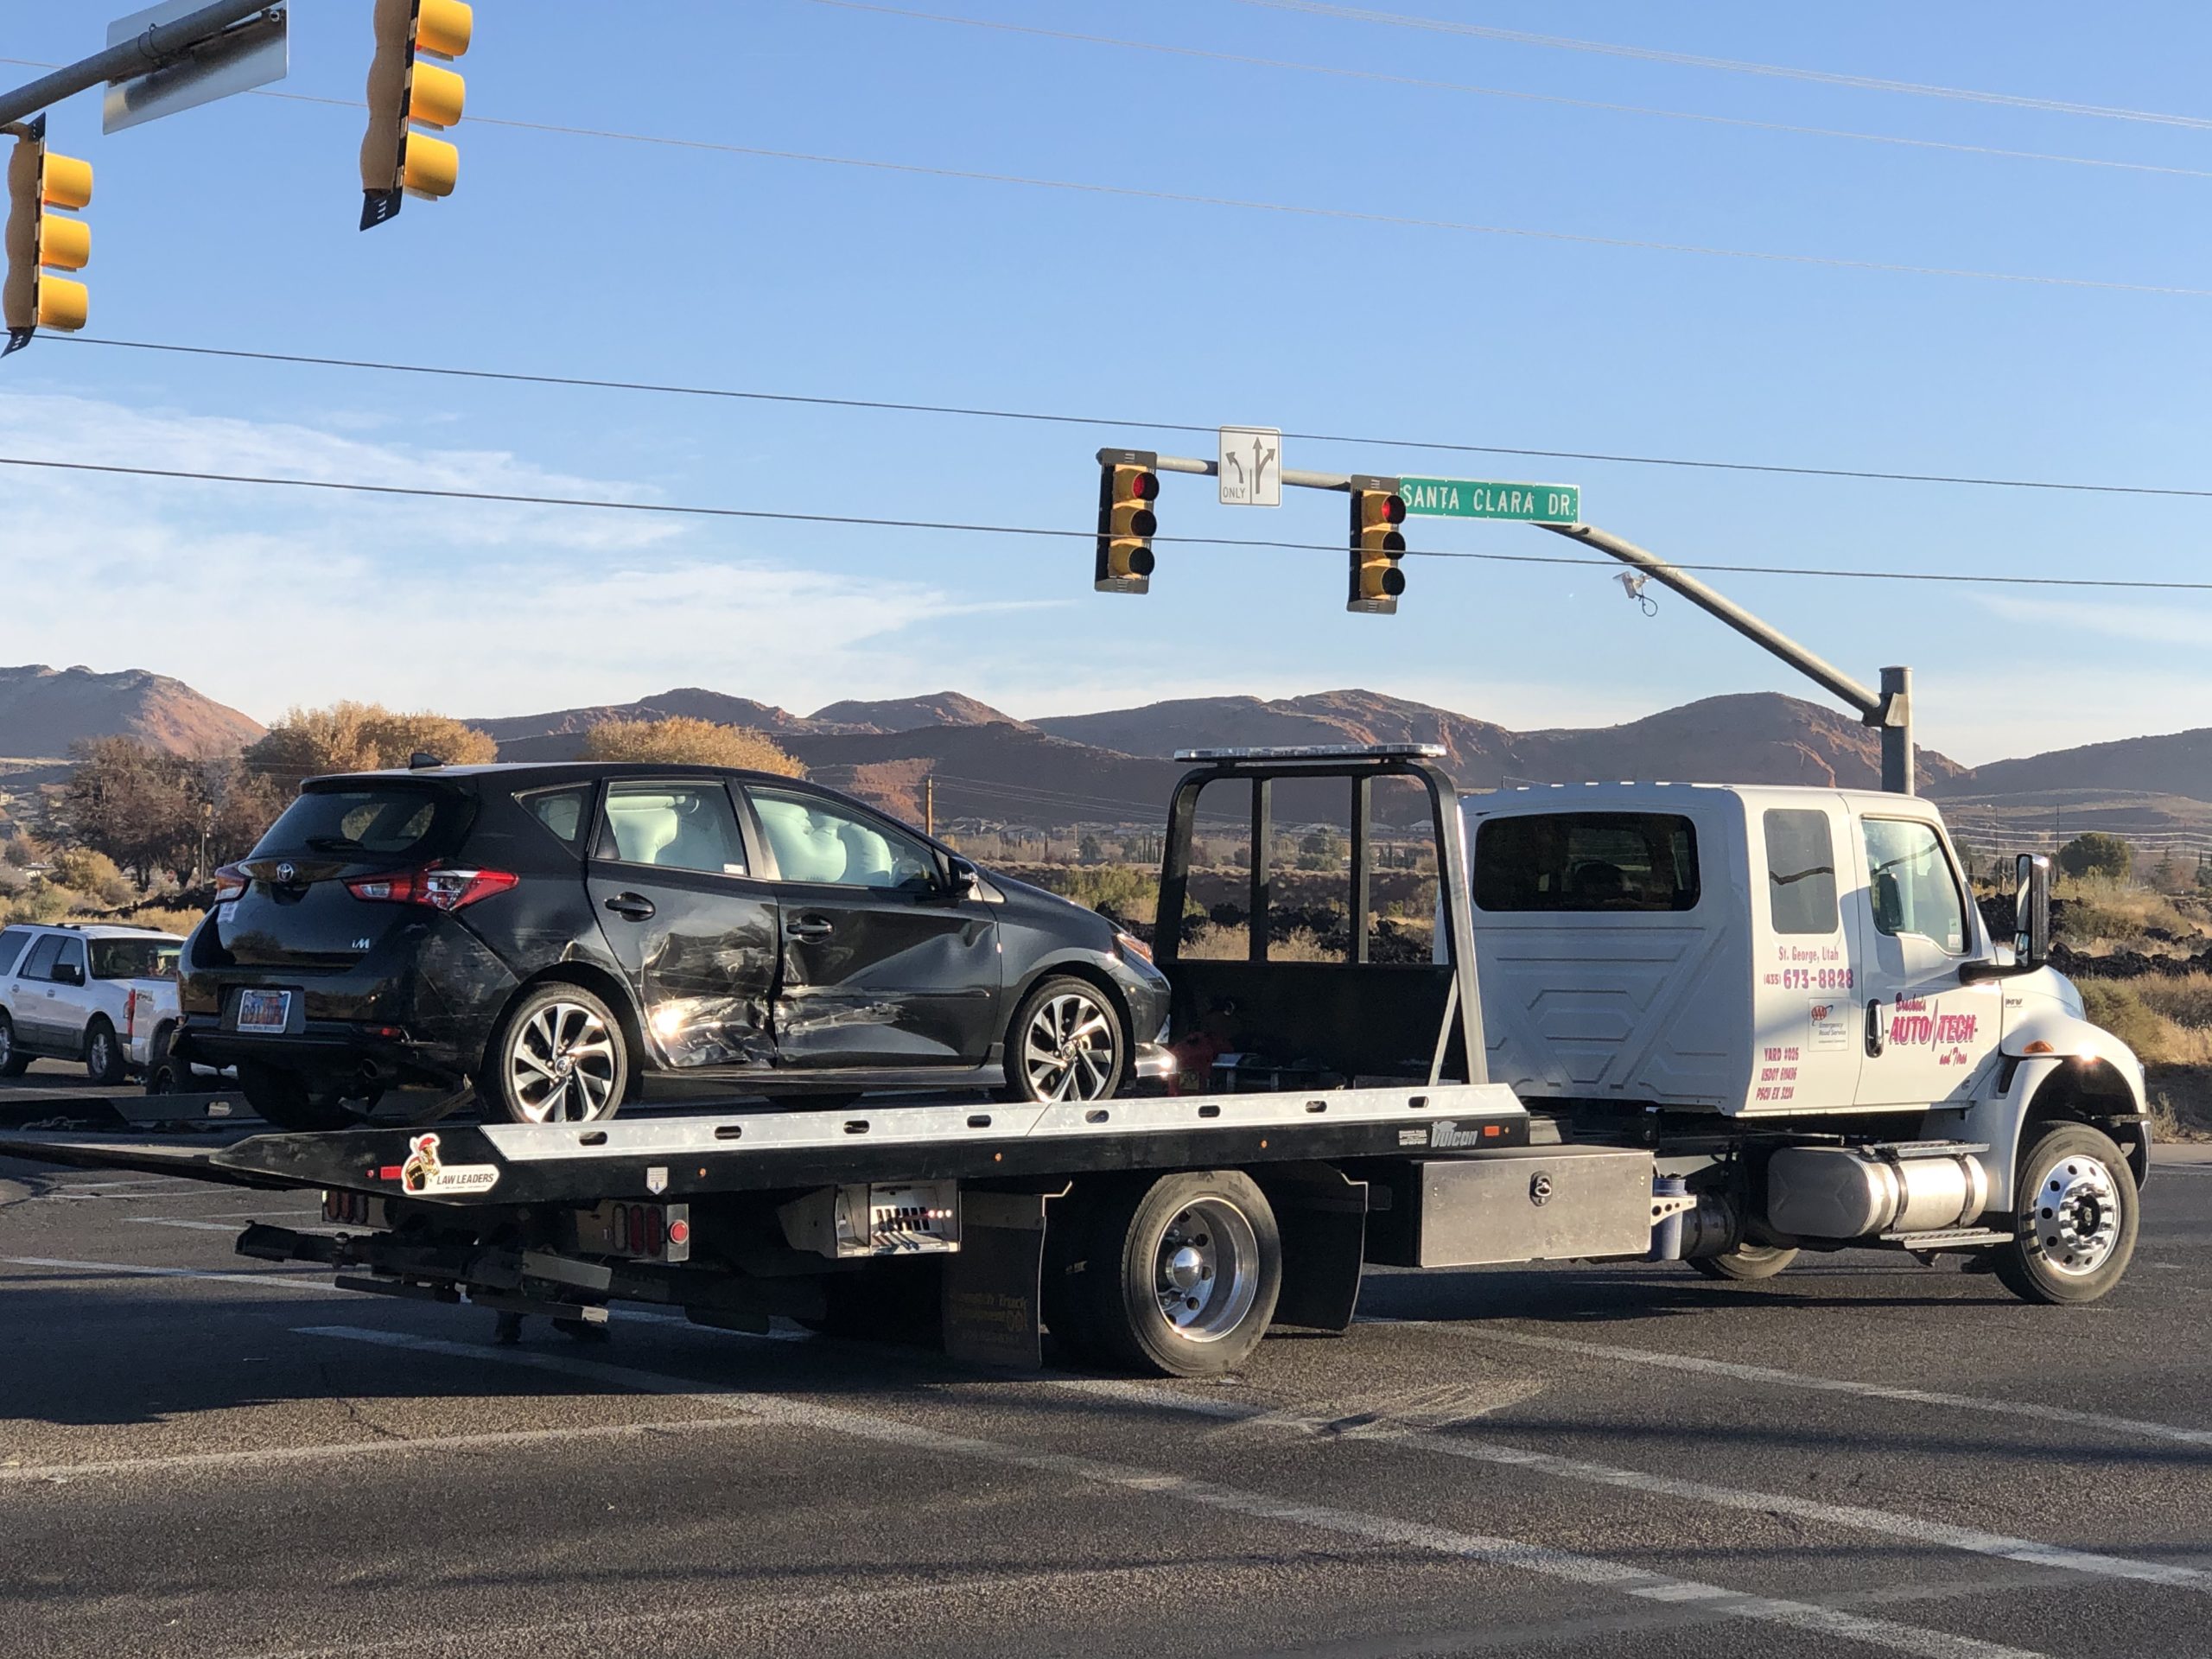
[1398,476,1580,524]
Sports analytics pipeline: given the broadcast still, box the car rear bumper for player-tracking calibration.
[175,1019,479,1091]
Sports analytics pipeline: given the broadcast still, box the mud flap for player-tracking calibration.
[1259,1162,1369,1332]
[940,1185,1068,1369]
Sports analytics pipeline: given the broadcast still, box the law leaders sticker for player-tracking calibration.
[1809,1000,1852,1052]
[398,1132,499,1196]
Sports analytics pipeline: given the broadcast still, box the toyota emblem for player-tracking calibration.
[276,861,296,884]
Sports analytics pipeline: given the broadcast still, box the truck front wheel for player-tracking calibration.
[1077,1171,1282,1377]
[1992,1122,2139,1306]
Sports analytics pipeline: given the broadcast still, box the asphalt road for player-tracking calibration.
[3,1141,2209,1659]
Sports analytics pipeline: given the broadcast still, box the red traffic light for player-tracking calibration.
[1380,493,1406,524]
[1127,470,1160,501]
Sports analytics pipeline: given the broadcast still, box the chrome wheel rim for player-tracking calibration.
[2024,1151,2123,1278]
[508,1001,618,1123]
[1022,990,1117,1102]
[1152,1198,1260,1342]
[90,1030,113,1074]
[0,1020,13,1064]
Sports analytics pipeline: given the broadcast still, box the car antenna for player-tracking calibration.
[408,751,444,770]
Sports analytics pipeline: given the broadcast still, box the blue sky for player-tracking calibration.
[2,0,2209,762]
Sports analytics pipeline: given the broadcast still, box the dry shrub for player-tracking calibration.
[579,716,804,776]
[247,702,497,782]
[2133,973,2212,1030]
[1180,924,1339,963]
[2078,982,2212,1067]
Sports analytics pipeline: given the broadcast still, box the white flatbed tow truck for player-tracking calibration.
[0,747,2150,1377]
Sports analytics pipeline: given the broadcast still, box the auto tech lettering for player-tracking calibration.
[1884,997,1982,1065]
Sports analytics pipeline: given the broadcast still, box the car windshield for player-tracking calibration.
[90,939,180,980]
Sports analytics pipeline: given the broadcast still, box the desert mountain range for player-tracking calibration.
[7,664,2210,837]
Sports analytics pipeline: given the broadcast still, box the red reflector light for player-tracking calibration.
[644,1207,664,1256]
[667,1218,691,1247]
[346,866,518,911]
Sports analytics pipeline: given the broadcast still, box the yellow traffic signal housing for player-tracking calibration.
[360,0,474,230]
[3,116,92,358]
[1096,449,1161,594]
[1348,476,1408,614]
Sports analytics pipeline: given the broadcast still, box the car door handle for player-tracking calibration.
[603,893,657,921]
[1865,998,1885,1058]
[785,917,834,940]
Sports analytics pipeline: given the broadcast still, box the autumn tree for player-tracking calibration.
[66,738,292,887]
[244,702,498,786]
[578,716,804,776]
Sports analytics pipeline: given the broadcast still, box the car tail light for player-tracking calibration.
[213,864,249,902]
[124,990,139,1039]
[346,866,518,912]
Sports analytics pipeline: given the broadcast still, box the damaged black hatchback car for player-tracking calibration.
[175,762,1173,1130]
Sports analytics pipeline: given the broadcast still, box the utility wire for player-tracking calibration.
[8,451,2212,595]
[3,58,2199,298]
[1234,1,2212,132]
[800,3,2212,182]
[53,334,2212,504]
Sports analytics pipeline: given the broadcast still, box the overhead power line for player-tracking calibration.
[4,57,2200,297]
[7,450,2212,595]
[800,2,2212,182]
[1234,1,2212,132]
[55,334,2212,504]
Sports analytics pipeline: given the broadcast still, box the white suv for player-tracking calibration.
[0,923,184,1085]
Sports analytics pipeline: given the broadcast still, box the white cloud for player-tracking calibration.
[1972,593,2212,651]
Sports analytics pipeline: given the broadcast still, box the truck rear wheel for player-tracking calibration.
[0,1012,27,1077]
[84,1018,127,1087]
[1993,1122,2139,1306]
[1077,1171,1281,1377]
[1689,1243,1799,1282]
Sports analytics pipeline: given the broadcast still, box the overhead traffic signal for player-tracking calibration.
[3,116,92,359]
[360,0,474,230]
[1096,448,1161,594]
[1348,475,1407,613]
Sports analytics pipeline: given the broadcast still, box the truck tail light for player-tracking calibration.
[346,866,518,912]
[124,990,138,1039]
[212,864,249,903]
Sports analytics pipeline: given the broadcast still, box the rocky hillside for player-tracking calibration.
[807,691,1024,733]
[0,664,262,759]
[1931,728,2212,806]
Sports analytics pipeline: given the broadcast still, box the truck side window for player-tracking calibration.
[1862,818,1966,954]
[17,934,63,981]
[1763,810,1839,934]
[1474,813,1700,912]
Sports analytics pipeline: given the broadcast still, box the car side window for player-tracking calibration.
[18,935,63,981]
[1862,817,1967,954]
[748,789,939,891]
[48,938,86,985]
[519,785,594,855]
[597,782,748,877]
[0,926,29,976]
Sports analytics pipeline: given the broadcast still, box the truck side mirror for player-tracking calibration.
[2015,853,2051,969]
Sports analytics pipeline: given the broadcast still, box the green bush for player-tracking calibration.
[2058,832,2133,881]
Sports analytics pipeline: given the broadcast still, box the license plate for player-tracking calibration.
[235,989,292,1033]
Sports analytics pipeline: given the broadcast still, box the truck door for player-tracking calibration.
[1850,813,2000,1108]
[1750,802,1861,1110]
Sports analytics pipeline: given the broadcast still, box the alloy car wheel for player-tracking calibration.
[1020,986,1122,1103]
[505,998,622,1123]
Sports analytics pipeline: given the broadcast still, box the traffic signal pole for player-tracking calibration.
[1129,450,1917,796]
[0,2,281,130]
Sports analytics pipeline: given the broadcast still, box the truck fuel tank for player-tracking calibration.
[1764,1143,1990,1241]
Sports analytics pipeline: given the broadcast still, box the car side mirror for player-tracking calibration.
[2015,852,2050,969]
[1871,870,1904,934]
[54,962,83,986]
[946,855,981,895]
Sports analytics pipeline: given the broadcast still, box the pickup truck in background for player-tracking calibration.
[0,923,184,1084]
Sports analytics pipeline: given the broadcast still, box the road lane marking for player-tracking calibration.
[3,1256,332,1293]
[0,1417,765,1484]
[1368,1321,2212,1450]
[298,1324,2043,1659]
[1058,1378,2212,1593]
[125,1218,256,1233]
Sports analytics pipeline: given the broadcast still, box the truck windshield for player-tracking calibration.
[91,939,180,980]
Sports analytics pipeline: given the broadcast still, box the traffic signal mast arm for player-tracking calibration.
[0,0,278,130]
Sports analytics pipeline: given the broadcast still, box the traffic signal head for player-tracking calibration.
[1348,478,1408,613]
[3,117,92,358]
[1096,451,1161,594]
[360,0,474,230]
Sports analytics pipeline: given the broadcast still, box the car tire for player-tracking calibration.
[1688,1243,1800,1282]
[480,982,628,1125]
[1992,1122,2139,1306]
[1000,976,1128,1103]
[84,1018,127,1087]
[237,1060,359,1133]
[1076,1170,1281,1377]
[0,1011,29,1077]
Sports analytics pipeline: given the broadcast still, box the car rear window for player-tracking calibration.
[1474,812,1700,912]
[91,938,180,980]
[253,784,463,861]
